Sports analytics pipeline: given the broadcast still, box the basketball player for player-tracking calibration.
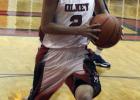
[28,0,109,100]
[38,0,111,69]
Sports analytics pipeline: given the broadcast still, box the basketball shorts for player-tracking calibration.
[28,45,101,100]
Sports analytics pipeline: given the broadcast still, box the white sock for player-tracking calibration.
[95,47,103,55]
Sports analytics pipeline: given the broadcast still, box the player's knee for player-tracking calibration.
[75,85,93,100]
[79,94,92,100]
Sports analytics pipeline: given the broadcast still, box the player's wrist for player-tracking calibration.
[71,26,86,36]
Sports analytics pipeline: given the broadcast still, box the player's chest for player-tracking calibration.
[58,0,94,12]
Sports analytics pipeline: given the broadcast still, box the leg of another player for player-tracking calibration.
[75,85,94,100]
[94,47,111,68]
[95,47,102,55]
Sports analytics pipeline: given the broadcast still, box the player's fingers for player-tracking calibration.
[120,25,124,40]
[121,25,124,30]
[89,23,101,29]
[90,29,101,33]
[87,33,99,40]
[120,32,124,40]
[121,35,124,40]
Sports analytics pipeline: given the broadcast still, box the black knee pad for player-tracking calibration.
[83,54,102,98]
[73,77,101,98]
[93,83,101,98]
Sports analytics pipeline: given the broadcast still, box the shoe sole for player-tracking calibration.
[95,63,111,69]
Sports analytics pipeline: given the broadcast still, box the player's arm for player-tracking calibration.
[40,0,100,39]
[95,0,109,14]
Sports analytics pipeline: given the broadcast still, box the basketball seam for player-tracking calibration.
[100,16,110,27]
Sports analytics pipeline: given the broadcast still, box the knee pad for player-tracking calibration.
[93,83,101,98]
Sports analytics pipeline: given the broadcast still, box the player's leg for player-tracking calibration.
[74,77,101,100]
[66,74,101,100]
[28,62,62,100]
[65,54,101,100]
[35,82,63,100]
[93,47,111,68]
[28,46,64,100]
[75,70,101,100]
[65,74,94,100]
[28,45,48,100]
[77,54,101,100]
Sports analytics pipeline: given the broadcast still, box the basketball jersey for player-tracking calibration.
[42,0,95,48]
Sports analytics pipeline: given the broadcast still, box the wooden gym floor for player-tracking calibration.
[0,36,140,100]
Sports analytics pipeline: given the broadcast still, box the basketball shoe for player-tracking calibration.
[93,54,111,68]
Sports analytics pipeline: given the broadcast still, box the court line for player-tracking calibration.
[101,75,140,80]
[0,74,140,80]
[0,28,38,37]
[0,75,33,78]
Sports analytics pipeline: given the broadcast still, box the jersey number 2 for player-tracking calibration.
[69,15,82,26]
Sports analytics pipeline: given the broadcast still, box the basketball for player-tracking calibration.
[90,14,122,48]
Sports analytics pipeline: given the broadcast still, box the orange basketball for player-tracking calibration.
[90,14,122,48]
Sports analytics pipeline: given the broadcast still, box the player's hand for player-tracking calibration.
[80,23,101,40]
[87,23,101,40]
[120,25,124,40]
